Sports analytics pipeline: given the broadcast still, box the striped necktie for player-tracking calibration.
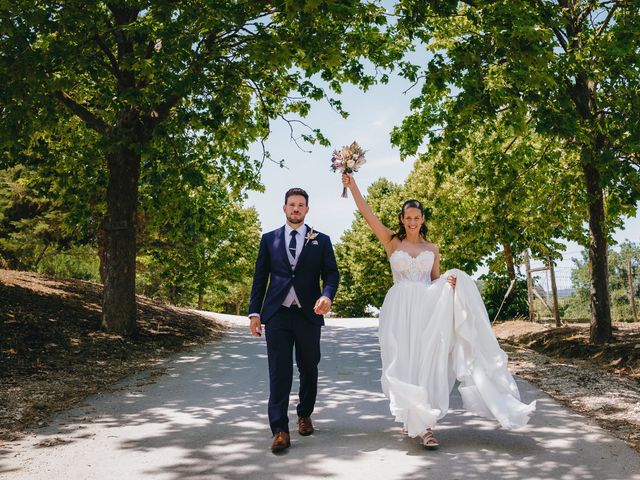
[289,230,298,258]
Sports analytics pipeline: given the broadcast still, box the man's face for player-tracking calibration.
[283,194,309,226]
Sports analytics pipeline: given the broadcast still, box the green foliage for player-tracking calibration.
[207,278,255,316]
[392,0,640,231]
[403,121,586,274]
[564,241,640,321]
[389,1,640,339]
[0,164,101,281]
[479,271,529,322]
[0,165,96,270]
[0,2,404,330]
[137,177,261,308]
[37,244,100,281]
[1,1,399,169]
[333,178,404,317]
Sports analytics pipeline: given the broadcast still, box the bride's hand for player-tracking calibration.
[447,275,457,288]
[342,173,354,189]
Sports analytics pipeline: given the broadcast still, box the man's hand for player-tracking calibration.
[313,296,332,315]
[249,316,263,337]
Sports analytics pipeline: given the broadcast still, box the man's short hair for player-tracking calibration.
[284,188,309,205]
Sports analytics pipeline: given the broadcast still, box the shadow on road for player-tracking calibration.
[1,324,638,480]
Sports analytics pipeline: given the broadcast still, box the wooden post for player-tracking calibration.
[548,257,561,327]
[524,250,535,322]
[628,258,638,322]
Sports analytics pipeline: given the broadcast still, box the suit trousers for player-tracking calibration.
[265,305,321,435]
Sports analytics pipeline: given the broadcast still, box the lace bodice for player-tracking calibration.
[388,250,434,285]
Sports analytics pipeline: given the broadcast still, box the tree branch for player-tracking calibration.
[576,1,597,29]
[145,30,223,130]
[278,115,314,153]
[147,94,181,129]
[535,0,569,51]
[402,74,426,94]
[146,13,275,132]
[94,33,122,82]
[503,117,533,154]
[595,3,618,38]
[54,91,110,135]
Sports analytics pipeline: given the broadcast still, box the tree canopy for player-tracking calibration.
[388,0,640,342]
[1,1,399,333]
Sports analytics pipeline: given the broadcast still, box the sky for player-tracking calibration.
[245,76,417,239]
[245,71,640,281]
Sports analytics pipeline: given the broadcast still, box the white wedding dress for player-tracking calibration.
[378,250,536,437]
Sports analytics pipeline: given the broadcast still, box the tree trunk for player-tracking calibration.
[197,289,204,310]
[524,249,535,322]
[168,284,177,305]
[33,242,51,269]
[548,256,561,327]
[628,258,638,322]
[582,159,612,343]
[567,66,613,343]
[502,243,516,280]
[101,148,141,335]
[97,222,108,284]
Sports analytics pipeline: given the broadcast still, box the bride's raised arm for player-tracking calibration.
[342,173,396,252]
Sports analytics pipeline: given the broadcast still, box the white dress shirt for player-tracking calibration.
[282,224,307,307]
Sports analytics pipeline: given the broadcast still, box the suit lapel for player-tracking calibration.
[277,226,290,268]
[294,224,311,272]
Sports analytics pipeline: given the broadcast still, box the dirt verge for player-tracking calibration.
[0,269,227,442]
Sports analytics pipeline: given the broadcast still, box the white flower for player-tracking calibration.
[305,227,319,245]
[347,159,355,168]
[154,39,162,51]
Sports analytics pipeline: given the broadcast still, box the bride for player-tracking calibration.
[341,173,535,449]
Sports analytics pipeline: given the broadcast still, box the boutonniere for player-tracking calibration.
[305,227,318,246]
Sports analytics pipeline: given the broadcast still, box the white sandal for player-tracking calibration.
[420,428,439,449]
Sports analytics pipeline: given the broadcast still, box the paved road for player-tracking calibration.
[1,314,639,480]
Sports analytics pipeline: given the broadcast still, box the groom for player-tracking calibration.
[248,187,339,452]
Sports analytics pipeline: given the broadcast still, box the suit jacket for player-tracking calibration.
[248,224,339,326]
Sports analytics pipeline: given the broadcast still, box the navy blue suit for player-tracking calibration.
[248,225,339,434]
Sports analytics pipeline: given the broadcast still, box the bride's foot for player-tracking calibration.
[401,426,408,435]
[420,428,439,450]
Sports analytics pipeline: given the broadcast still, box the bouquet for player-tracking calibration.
[330,141,366,198]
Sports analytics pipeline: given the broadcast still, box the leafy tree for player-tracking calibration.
[0,165,98,274]
[138,185,260,310]
[405,124,585,277]
[2,1,397,333]
[214,272,257,316]
[390,0,640,343]
[479,271,529,322]
[37,244,101,281]
[566,241,640,321]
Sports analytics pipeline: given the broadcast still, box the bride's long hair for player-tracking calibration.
[392,199,428,240]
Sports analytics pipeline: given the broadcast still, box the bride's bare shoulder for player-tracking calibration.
[425,242,439,254]
[384,236,402,256]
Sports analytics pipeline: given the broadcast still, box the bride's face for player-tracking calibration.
[401,207,424,234]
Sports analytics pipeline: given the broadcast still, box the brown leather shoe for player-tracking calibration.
[271,432,290,452]
[297,416,314,436]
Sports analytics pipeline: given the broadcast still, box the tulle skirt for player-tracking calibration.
[378,270,536,437]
